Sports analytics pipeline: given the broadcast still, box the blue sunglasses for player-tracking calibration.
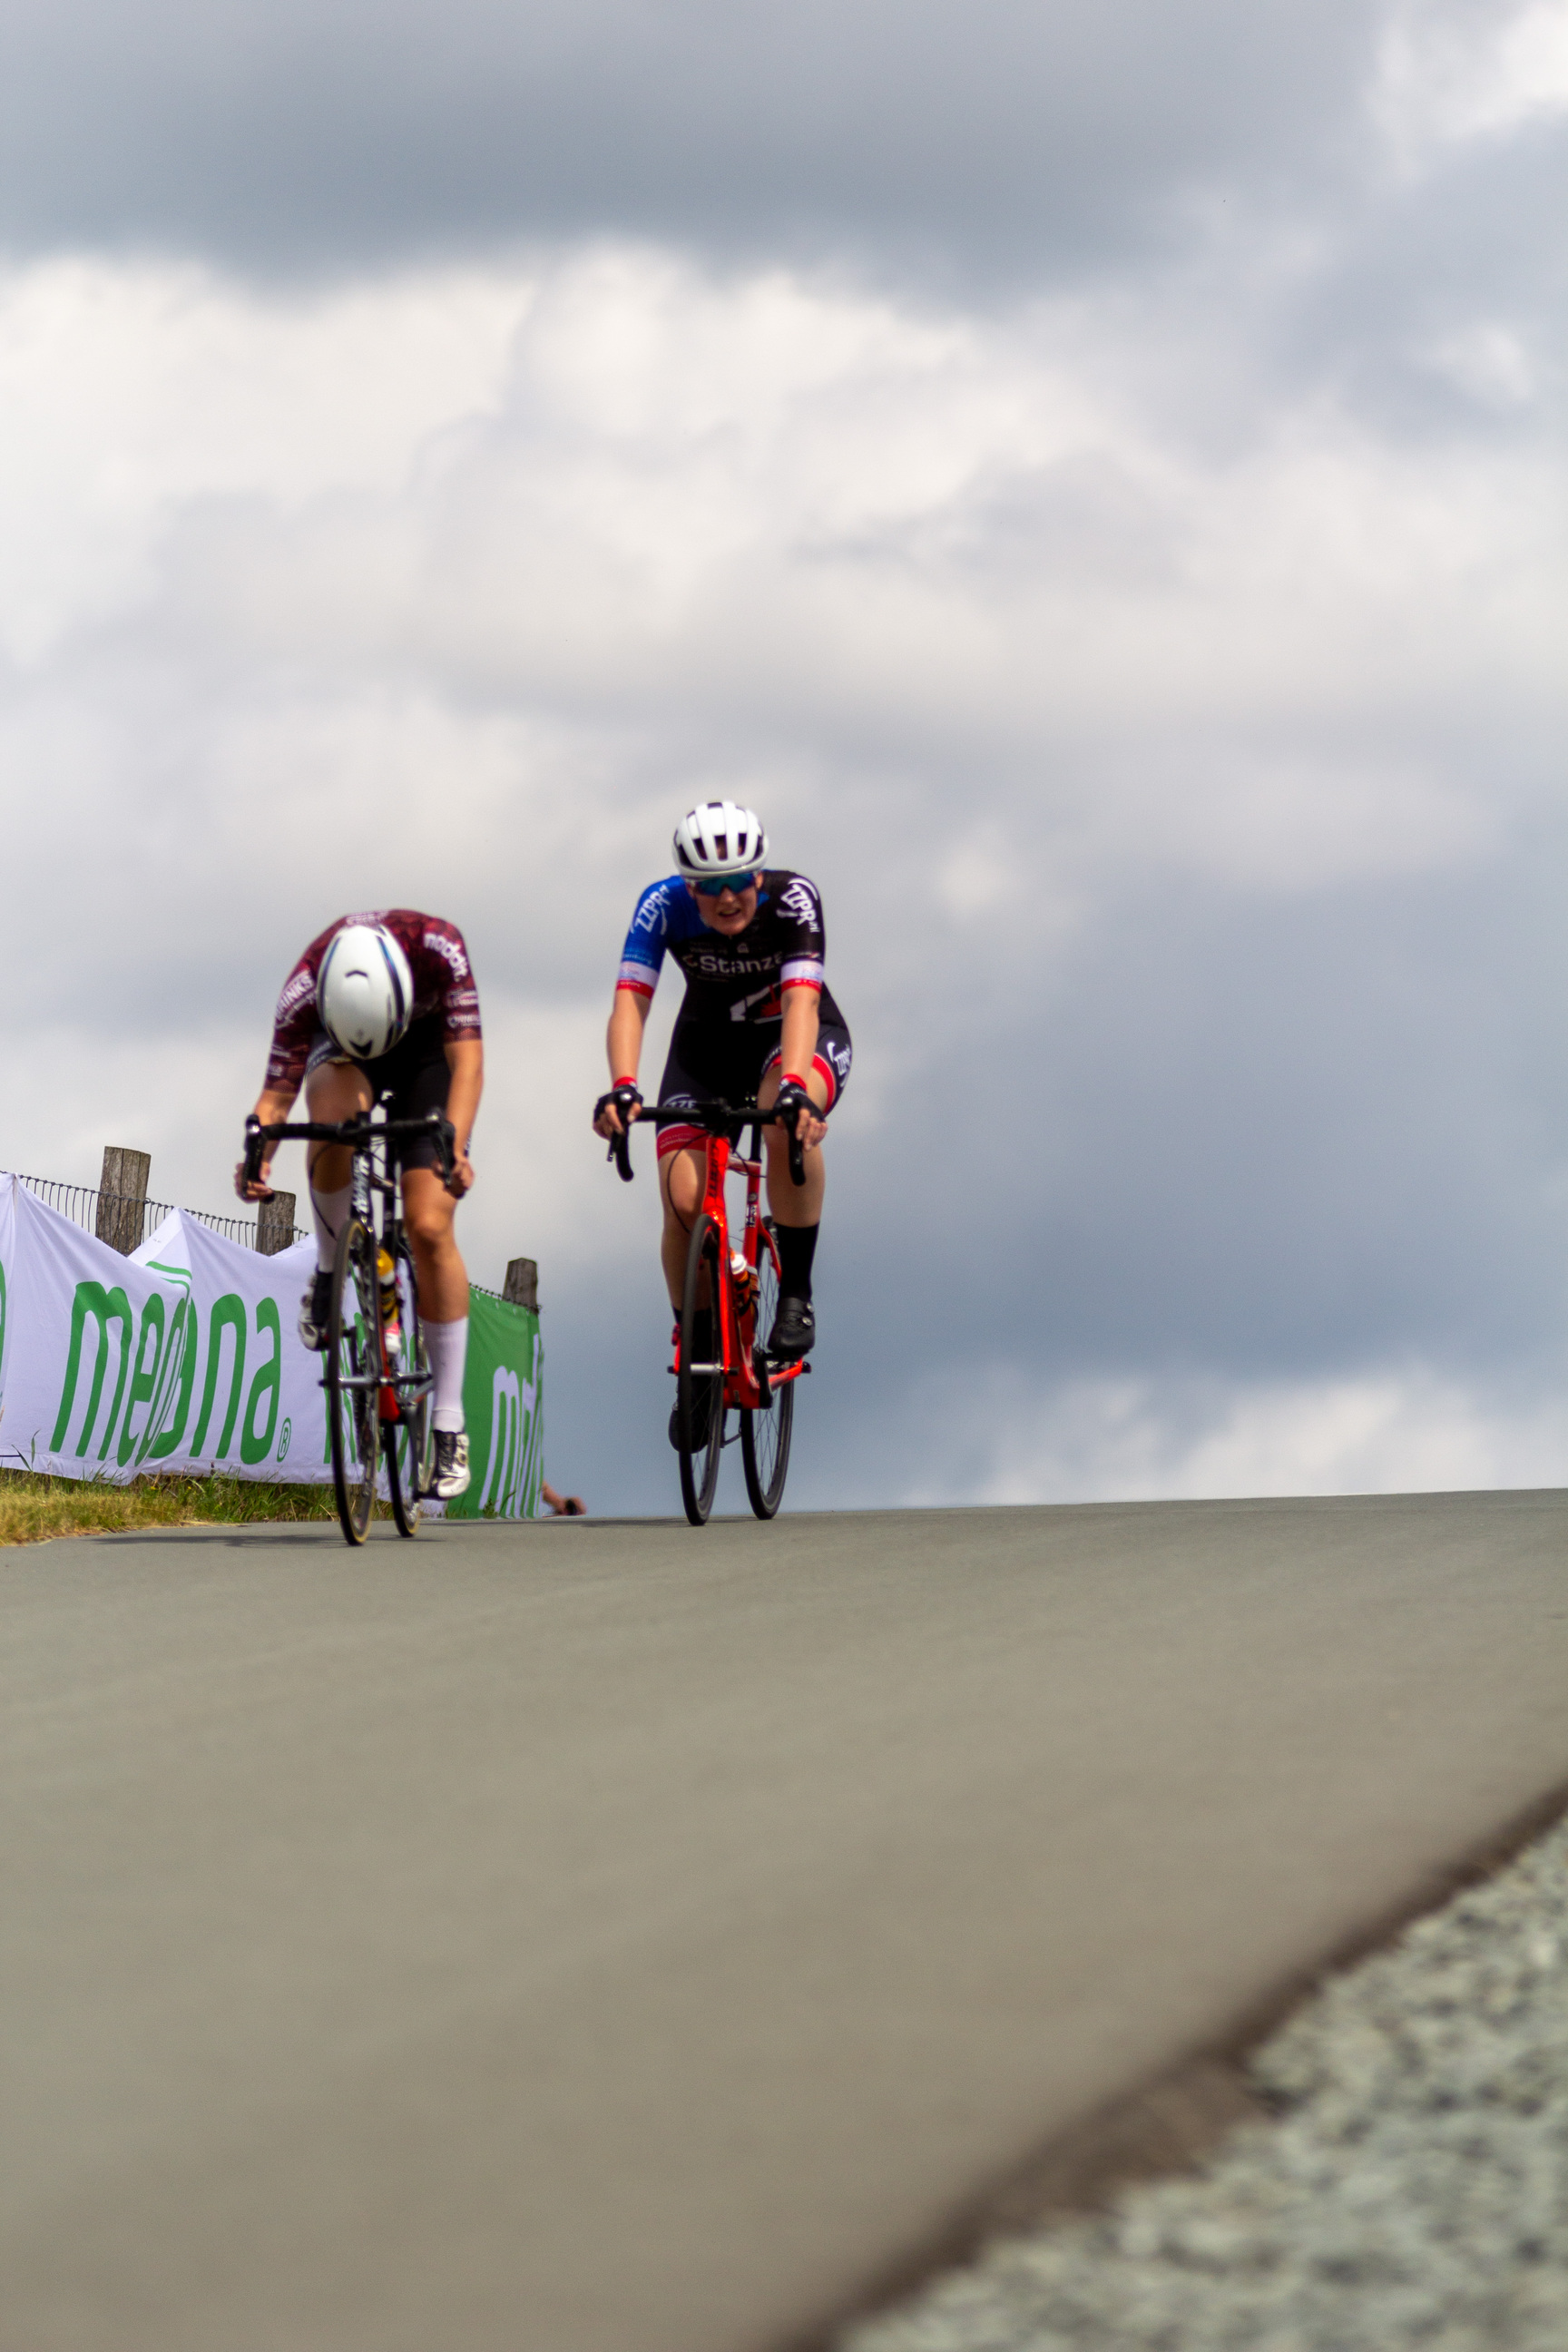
[690,871,760,897]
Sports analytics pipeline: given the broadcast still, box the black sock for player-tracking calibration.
[774,1223,818,1301]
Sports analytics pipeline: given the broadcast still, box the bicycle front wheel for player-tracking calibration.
[328,1216,380,1545]
[741,1217,794,1519]
[678,1211,725,1526]
[384,1238,433,1537]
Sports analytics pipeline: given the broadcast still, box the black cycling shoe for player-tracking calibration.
[297,1269,333,1352]
[669,1377,720,1452]
[768,1295,816,1363]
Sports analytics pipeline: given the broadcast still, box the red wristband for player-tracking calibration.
[613,1075,638,1087]
[781,1072,808,1087]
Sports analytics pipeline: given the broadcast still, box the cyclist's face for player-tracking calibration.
[686,876,760,935]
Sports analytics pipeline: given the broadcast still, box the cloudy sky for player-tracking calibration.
[2,0,1564,1512]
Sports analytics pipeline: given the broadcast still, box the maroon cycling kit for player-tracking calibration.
[264,910,482,1093]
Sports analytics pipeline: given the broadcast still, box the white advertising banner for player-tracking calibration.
[0,1174,331,1484]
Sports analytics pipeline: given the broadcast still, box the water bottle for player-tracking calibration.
[377,1249,400,1344]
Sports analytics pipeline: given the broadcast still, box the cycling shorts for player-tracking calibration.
[304,1012,453,1171]
[653,1013,852,1161]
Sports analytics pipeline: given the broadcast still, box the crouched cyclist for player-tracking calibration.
[236,909,483,1500]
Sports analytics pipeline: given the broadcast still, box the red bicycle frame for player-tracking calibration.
[673,1127,806,1411]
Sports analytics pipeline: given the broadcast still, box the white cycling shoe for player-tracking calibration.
[428,1430,471,1500]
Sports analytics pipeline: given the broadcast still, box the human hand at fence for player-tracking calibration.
[542,1481,586,1515]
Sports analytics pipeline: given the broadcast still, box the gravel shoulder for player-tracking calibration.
[843,1809,1568,2352]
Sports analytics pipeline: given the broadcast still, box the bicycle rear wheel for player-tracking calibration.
[328,1215,380,1545]
[678,1212,725,1526]
[384,1238,433,1537]
[741,1218,794,1519]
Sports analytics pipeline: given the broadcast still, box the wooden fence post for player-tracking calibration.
[96,1147,151,1256]
[503,1258,538,1312]
[256,1193,298,1256]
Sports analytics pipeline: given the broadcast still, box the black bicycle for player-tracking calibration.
[242,1109,456,1546]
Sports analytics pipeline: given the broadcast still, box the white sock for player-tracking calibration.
[309,1183,352,1271]
[426,1316,468,1432]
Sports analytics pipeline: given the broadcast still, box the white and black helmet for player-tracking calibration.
[317,921,416,1061]
[672,800,768,883]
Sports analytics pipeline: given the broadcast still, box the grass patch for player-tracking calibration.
[0,1466,338,1548]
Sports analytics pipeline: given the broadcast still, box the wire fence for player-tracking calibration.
[15,1175,308,1254]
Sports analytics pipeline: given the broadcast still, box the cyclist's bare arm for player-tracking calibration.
[773,986,828,1150]
[235,1084,299,1200]
[443,1039,484,1194]
[596,990,651,1135]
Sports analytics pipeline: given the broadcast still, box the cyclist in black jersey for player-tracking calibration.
[593,802,851,1415]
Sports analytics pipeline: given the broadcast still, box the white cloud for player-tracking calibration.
[894,1367,1568,1506]
[1374,0,1568,164]
[0,227,1562,1508]
[6,247,1557,887]
[0,259,522,662]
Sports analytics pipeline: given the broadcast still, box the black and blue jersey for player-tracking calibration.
[617,870,844,1031]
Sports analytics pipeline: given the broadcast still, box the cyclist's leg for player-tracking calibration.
[295,1041,373,1346]
[658,1144,710,1306]
[388,1023,472,1490]
[654,1028,734,1448]
[399,1169,467,1319]
[757,1021,851,1356]
[302,1040,374,1257]
[653,1023,734,1311]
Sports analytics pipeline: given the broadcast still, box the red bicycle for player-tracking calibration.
[609,1099,808,1525]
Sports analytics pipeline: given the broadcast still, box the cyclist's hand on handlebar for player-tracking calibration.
[773,1078,827,1153]
[593,1082,643,1139]
[236,1118,275,1203]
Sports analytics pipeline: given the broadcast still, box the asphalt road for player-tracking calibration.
[5,1494,1568,2352]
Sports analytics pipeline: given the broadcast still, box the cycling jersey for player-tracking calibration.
[617,870,845,1030]
[266,910,482,1091]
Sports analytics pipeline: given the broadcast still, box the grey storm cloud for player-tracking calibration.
[2,0,1564,1511]
[1,0,1377,271]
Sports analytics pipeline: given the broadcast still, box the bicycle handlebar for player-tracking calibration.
[604,1099,808,1188]
[243,1111,458,1191]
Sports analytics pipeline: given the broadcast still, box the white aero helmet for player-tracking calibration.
[317,920,416,1061]
[672,800,768,884]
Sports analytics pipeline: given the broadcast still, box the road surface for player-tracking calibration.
[5,1494,1568,2351]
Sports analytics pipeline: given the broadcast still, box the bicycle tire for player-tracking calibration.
[678,1212,725,1526]
[741,1218,794,1519]
[328,1216,380,1545]
[384,1237,433,1537]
